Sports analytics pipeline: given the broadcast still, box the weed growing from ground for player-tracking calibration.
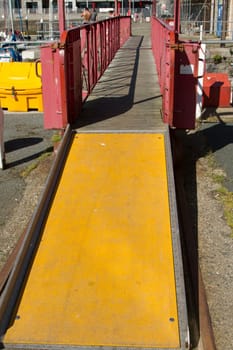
[206,152,233,237]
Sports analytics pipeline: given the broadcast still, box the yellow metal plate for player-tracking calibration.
[5,133,179,348]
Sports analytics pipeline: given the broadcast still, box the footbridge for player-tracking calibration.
[0,10,208,350]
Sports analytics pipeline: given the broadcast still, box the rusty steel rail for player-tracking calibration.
[171,130,217,350]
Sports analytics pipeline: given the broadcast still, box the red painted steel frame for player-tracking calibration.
[151,16,202,129]
[58,1,65,36]
[41,44,68,129]
[151,17,177,126]
[173,42,200,129]
[41,17,131,129]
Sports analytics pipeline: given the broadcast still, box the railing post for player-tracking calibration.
[58,0,65,36]
[41,44,68,129]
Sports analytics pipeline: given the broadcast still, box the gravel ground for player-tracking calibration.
[0,111,233,349]
[197,158,233,350]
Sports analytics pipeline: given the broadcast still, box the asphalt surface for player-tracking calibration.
[200,121,233,191]
[0,112,53,227]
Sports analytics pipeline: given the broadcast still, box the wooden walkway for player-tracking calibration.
[73,22,164,132]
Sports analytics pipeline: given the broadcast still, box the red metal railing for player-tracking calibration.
[151,16,202,129]
[41,17,131,129]
[151,17,177,127]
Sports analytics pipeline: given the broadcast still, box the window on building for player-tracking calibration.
[26,1,38,14]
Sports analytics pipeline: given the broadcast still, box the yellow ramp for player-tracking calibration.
[5,133,181,348]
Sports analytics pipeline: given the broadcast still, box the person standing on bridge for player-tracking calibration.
[90,8,98,22]
[5,29,16,42]
[81,7,91,24]
[108,10,115,18]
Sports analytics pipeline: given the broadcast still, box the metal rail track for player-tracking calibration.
[171,131,217,350]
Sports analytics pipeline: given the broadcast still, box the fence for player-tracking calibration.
[41,16,131,129]
[180,20,233,42]
[151,15,201,129]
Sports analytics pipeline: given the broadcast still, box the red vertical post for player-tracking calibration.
[59,0,65,37]
[117,2,121,15]
[41,45,68,129]
[173,0,180,33]
[128,0,131,15]
[115,0,118,15]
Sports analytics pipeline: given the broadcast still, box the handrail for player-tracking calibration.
[41,17,131,129]
[151,16,177,126]
[151,15,202,129]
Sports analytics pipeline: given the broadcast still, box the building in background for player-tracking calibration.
[0,1,77,16]
[0,0,153,17]
[0,0,233,39]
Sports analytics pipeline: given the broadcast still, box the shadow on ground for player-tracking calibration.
[171,118,233,349]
